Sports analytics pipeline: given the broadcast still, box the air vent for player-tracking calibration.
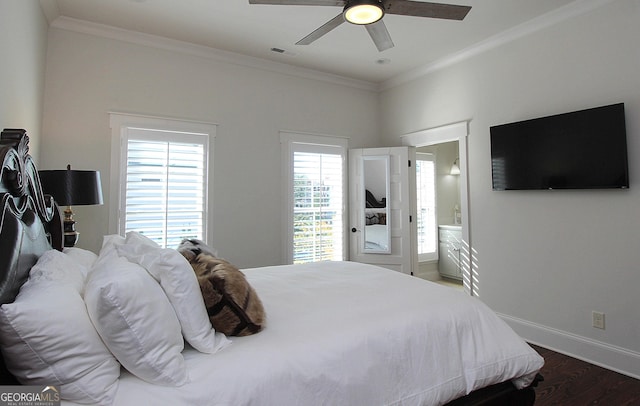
[270,47,296,57]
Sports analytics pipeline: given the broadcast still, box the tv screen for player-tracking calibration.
[490,103,629,190]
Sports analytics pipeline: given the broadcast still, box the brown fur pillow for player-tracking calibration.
[178,246,265,336]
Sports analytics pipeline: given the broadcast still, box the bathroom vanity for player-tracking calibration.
[438,225,462,280]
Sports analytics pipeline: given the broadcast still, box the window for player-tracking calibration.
[110,114,215,248]
[416,153,437,261]
[281,132,347,264]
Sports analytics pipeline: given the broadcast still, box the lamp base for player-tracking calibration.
[63,206,79,248]
[63,231,79,248]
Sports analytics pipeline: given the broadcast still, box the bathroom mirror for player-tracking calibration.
[362,155,390,254]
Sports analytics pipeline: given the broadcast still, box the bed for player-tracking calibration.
[0,129,543,405]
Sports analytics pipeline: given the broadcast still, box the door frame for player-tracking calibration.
[400,121,474,295]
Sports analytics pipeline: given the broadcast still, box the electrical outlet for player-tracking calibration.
[592,311,605,329]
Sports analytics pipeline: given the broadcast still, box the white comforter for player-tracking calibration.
[71,261,543,406]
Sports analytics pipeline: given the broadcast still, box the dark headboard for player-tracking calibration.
[0,129,63,383]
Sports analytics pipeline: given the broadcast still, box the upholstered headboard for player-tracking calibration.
[0,129,63,383]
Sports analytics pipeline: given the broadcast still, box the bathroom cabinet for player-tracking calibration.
[438,226,462,280]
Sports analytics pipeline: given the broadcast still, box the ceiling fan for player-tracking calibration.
[248,0,471,52]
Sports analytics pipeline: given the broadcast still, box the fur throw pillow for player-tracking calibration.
[177,238,218,260]
[177,240,265,336]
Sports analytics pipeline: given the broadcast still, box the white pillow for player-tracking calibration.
[117,232,230,354]
[62,247,98,272]
[85,236,188,386]
[0,250,119,405]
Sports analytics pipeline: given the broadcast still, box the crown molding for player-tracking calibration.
[46,0,616,93]
[380,0,618,91]
[50,16,378,92]
[38,0,60,24]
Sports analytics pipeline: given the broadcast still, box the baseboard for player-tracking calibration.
[498,313,640,380]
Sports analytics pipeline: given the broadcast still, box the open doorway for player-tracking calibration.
[401,121,473,295]
[415,141,462,282]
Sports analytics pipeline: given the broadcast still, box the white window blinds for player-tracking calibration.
[416,153,437,261]
[293,151,343,263]
[122,128,209,248]
[281,132,347,264]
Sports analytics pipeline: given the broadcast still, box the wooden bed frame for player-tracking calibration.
[0,129,541,404]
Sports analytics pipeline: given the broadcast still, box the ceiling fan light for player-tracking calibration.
[344,2,384,25]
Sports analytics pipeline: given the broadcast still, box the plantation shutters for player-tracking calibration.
[281,132,347,264]
[123,129,208,248]
[292,151,343,263]
[110,113,215,249]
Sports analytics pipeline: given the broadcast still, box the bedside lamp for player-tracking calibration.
[39,164,103,247]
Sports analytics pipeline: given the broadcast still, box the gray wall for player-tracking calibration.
[40,25,381,268]
[380,0,640,377]
[0,0,48,161]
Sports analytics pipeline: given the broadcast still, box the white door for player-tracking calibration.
[349,147,417,275]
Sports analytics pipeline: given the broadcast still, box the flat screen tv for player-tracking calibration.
[490,103,629,190]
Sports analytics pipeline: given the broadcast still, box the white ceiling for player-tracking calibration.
[42,0,580,84]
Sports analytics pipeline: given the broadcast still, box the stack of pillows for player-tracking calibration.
[0,232,264,405]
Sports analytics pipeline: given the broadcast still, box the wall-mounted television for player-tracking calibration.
[490,103,629,190]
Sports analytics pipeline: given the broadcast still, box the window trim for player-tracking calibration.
[280,131,348,264]
[109,113,217,244]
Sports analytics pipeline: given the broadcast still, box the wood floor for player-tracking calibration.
[531,344,640,405]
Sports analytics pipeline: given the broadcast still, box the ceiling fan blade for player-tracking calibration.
[296,13,345,45]
[383,0,471,20]
[365,20,394,52]
[249,0,344,6]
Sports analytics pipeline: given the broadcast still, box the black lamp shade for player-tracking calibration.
[39,168,103,207]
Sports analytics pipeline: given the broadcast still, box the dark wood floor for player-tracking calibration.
[531,344,640,405]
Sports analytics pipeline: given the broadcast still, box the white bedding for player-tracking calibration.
[65,261,543,406]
